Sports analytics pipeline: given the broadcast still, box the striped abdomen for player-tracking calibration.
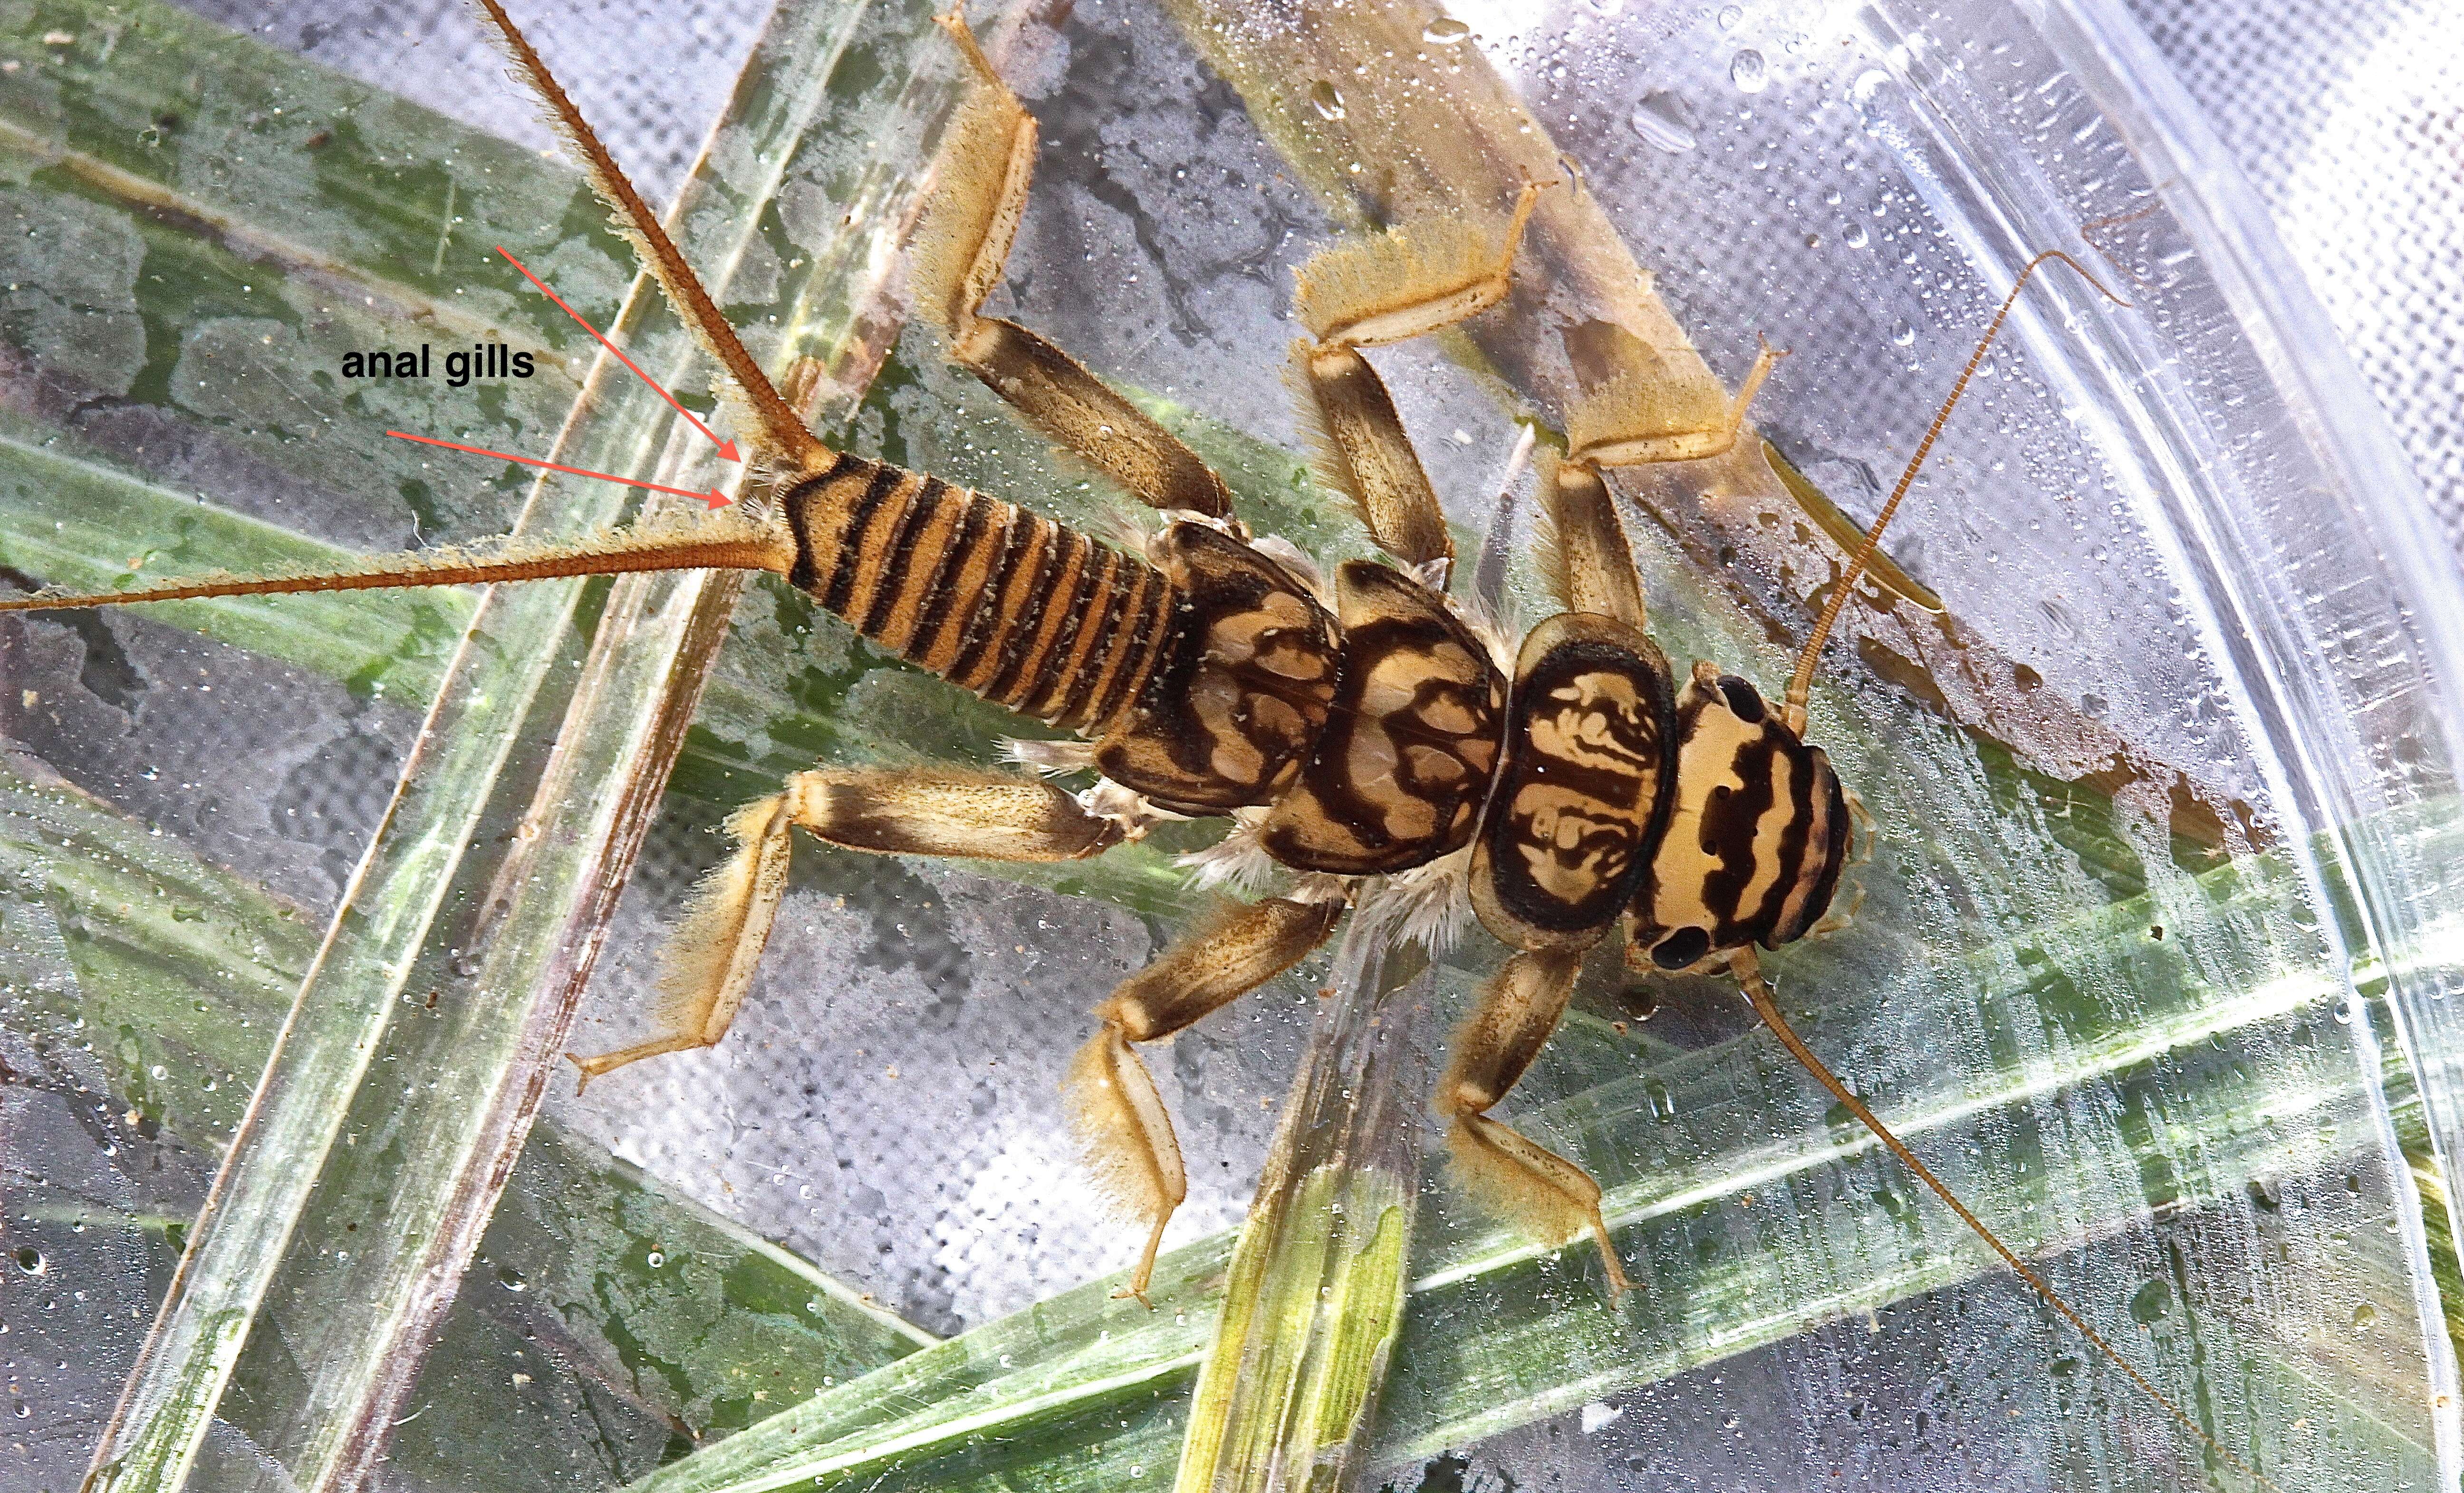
[780,454,1179,736]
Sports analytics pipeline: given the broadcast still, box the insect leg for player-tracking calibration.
[1068,896,1346,1302]
[1536,446,1647,629]
[1291,182,1547,578]
[913,13,1234,519]
[570,768,1126,1087]
[1563,336,1782,473]
[1435,948,1634,1295]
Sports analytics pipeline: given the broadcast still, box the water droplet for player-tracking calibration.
[645,1251,665,1268]
[2353,1301,2379,1330]
[2128,1278,2171,1324]
[1729,48,1767,92]
[1423,17,1470,43]
[1309,80,1346,121]
[1844,222,1869,249]
[148,1064,166,1080]
[1628,90,1697,153]
[14,1246,42,1275]
[1890,320,1914,347]
[1716,4,1743,28]
[496,1264,527,1292]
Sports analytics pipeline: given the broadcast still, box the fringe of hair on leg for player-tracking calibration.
[650,793,796,1039]
[1294,219,1509,347]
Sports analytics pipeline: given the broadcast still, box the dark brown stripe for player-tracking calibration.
[1058,558,1148,731]
[1068,555,1146,724]
[858,474,943,639]
[988,525,1088,707]
[954,511,1046,690]
[1021,543,1108,720]
[905,490,991,663]
[1090,571,1177,732]
[920,495,1012,672]
[1059,549,1138,723]
[819,463,905,615]
[781,453,861,593]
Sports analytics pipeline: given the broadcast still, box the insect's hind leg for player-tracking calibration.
[1291,182,1547,578]
[913,12,1234,520]
[1436,948,1634,1295]
[571,767,1128,1087]
[1068,896,1345,1302]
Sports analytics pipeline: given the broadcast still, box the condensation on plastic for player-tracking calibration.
[7,0,2464,1490]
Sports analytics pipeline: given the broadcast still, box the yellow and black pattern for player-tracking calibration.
[1096,523,1340,814]
[1261,560,1505,874]
[1470,614,1679,951]
[1626,667,1849,971]
[782,453,1179,737]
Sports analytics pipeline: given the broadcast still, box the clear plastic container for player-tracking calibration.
[4,0,2459,1490]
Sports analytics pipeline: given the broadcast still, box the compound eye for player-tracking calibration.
[1650,925,1713,971]
[1715,674,1767,723]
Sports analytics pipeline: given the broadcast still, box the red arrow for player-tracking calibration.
[388,430,732,510]
[497,245,742,463]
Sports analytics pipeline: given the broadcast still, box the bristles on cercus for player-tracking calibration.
[1062,1026,1182,1221]
[651,794,791,1036]
[1293,218,1505,344]
[0,508,793,615]
[910,85,1023,336]
[1563,358,1732,456]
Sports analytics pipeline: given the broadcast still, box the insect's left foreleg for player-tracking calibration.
[571,767,1126,1088]
[1436,949,1633,1295]
[1291,181,1547,576]
[1068,896,1346,1301]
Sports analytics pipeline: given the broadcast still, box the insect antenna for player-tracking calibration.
[0,515,795,614]
[1780,248,2129,734]
[469,0,826,470]
[1730,949,2281,1492]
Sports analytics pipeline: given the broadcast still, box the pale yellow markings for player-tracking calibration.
[1512,786,1628,902]
[1356,655,1425,717]
[1527,707,1649,776]
[1645,688,1756,935]
[1203,593,1333,691]
[1732,748,1795,925]
[1526,672,1655,772]
[1353,728,1440,839]
[1191,672,1269,786]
